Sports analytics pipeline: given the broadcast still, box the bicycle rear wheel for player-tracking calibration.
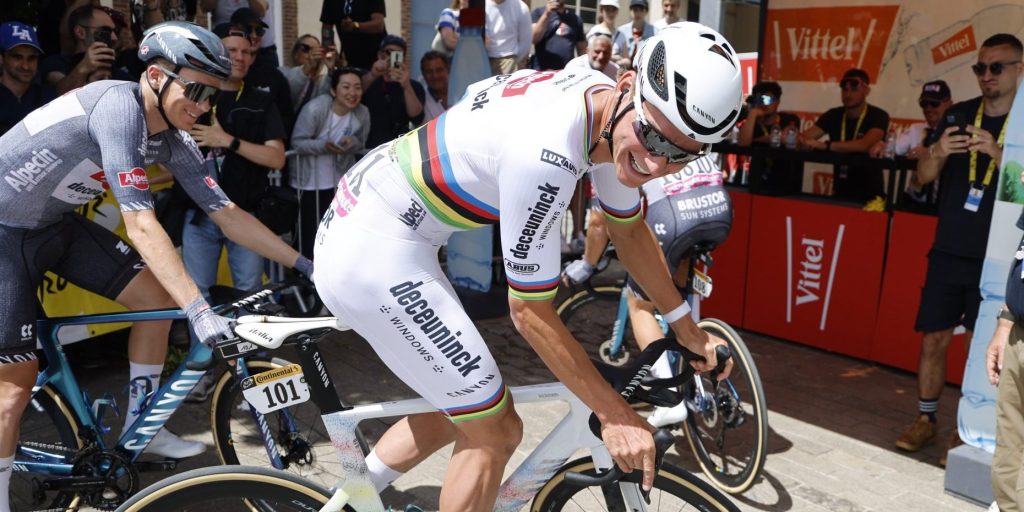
[531,457,739,511]
[114,465,342,512]
[556,285,636,366]
[211,359,346,491]
[12,383,83,511]
[682,318,768,494]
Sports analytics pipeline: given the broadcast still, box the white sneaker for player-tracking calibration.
[144,429,206,458]
[647,401,688,428]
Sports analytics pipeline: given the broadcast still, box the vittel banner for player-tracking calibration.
[760,1,1024,140]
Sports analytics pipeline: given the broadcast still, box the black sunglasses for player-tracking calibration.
[631,106,707,164]
[971,60,1021,76]
[919,98,942,108]
[158,66,220,105]
[296,43,312,53]
[839,78,863,91]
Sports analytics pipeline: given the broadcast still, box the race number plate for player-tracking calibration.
[692,268,713,299]
[240,364,311,414]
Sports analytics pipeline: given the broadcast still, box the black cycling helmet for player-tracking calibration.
[138,21,231,80]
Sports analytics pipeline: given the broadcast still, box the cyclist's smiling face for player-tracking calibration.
[613,95,704,188]
[160,67,221,130]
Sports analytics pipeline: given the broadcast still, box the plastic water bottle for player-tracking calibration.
[769,125,781,148]
[884,131,897,159]
[784,123,797,150]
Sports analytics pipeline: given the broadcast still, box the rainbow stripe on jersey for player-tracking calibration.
[446,384,510,423]
[393,114,500,229]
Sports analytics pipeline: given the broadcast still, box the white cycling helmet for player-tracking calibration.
[632,22,742,144]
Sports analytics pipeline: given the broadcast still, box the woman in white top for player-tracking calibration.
[289,66,370,257]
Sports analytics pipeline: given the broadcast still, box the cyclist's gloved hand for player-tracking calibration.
[564,259,595,284]
[184,297,233,348]
[294,255,314,280]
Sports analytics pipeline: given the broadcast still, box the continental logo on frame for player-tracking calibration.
[762,6,899,82]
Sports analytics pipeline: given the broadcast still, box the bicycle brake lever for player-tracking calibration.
[563,429,674,505]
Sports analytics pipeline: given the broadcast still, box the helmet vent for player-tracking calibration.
[189,38,218,64]
[647,41,668,101]
[708,44,737,69]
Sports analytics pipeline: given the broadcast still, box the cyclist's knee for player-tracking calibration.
[455,405,523,456]
[116,268,175,310]
[0,357,38,407]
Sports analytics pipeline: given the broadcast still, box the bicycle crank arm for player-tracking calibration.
[37,475,109,492]
[134,459,179,471]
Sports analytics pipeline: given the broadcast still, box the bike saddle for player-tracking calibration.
[232,315,350,350]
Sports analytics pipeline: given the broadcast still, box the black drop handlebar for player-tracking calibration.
[565,338,731,502]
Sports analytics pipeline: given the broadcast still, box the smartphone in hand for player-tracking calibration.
[945,110,969,136]
[389,50,404,69]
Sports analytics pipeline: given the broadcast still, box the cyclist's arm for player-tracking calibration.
[208,203,305,268]
[122,208,203,306]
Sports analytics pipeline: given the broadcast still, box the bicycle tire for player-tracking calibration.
[211,359,367,491]
[12,383,84,511]
[683,318,768,494]
[114,465,344,512]
[556,285,636,366]
[530,456,739,512]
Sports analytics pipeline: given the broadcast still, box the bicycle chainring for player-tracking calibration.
[70,448,139,510]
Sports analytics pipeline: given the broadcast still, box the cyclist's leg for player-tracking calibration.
[314,189,522,511]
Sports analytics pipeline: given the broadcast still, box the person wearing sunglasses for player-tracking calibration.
[39,5,119,95]
[0,21,313,504]
[283,35,336,114]
[311,23,737,511]
[228,7,295,139]
[900,34,1022,476]
[796,68,890,202]
[870,80,953,162]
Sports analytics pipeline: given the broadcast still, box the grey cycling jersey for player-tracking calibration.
[0,80,230,229]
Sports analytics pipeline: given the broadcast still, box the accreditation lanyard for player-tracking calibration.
[968,99,1008,189]
[840,105,867,142]
[208,82,245,178]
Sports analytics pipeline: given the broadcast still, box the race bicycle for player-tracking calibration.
[556,244,768,494]
[114,314,741,511]
[13,281,311,510]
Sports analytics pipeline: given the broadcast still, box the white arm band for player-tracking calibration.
[661,302,691,324]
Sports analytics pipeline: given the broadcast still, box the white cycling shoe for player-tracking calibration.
[142,429,207,458]
[647,400,689,428]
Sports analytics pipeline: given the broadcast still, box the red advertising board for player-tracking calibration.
[870,211,967,384]
[743,196,888,359]
[702,189,751,327]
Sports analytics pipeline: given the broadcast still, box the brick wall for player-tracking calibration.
[400,0,410,48]
[281,0,297,66]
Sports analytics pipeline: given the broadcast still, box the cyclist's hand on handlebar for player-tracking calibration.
[184,297,234,347]
[600,413,657,491]
[680,331,733,381]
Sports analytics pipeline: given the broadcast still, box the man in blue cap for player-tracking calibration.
[0,22,55,136]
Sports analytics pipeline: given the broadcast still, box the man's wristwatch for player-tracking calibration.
[229,137,240,152]
[1000,308,1016,322]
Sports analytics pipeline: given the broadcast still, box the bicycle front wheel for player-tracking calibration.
[13,383,83,511]
[211,359,345,491]
[682,318,768,494]
[114,465,342,512]
[531,456,739,511]
[556,285,636,366]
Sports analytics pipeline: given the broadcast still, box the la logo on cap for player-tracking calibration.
[11,24,32,41]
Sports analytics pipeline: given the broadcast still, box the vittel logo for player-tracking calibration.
[786,216,845,331]
[784,26,870,62]
[930,25,975,65]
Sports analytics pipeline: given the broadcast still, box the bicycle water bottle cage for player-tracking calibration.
[91,393,120,434]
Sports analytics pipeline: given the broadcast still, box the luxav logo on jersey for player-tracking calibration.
[502,71,556,97]
[539,149,578,177]
[118,168,150,190]
[763,6,898,82]
[388,281,483,377]
[399,200,426,229]
[786,216,845,331]
[510,183,560,259]
[6,149,63,192]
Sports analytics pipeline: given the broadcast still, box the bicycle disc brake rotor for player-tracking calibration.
[71,449,139,510]
[282,431,314,466]
[716,383,745,429]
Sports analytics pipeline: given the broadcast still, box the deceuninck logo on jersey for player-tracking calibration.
[51,159,103,204]
[502,71,556,97]
[786,215,845,331]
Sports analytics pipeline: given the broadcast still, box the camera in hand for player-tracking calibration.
[945,110,969,136]
[93,26,114,47]
[746,94,775,107]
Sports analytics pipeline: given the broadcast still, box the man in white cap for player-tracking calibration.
[0,22,55,136]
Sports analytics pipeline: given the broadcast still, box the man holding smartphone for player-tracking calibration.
[899,33,1023,468]
[360,35,425,149]
[39,5,119,94]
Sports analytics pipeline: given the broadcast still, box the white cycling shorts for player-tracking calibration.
[313,151,508,423]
